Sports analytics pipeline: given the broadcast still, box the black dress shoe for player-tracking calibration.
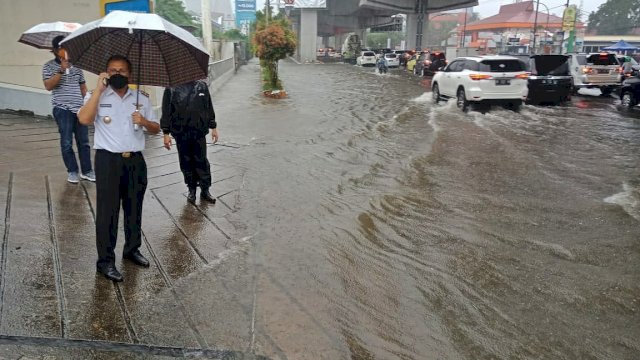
[200,188,216,203]
[97,264,123,282]
[123,251,150,267]
[187,187,197,204]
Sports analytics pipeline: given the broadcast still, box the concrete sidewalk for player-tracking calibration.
[0,90,261,358]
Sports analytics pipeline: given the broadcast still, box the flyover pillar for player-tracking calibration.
[299,9,318,62]
[406,14,427,51]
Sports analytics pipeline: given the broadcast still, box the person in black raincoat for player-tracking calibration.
[161,79,219,204]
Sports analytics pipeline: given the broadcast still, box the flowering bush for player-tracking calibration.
[252,18,296,91]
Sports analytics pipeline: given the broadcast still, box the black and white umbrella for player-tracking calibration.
[60,10,209,87]
[18,21,82,50]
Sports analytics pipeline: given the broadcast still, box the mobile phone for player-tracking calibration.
[102,77,109,86]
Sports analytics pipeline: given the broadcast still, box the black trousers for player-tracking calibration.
[175,135,212,189]
[95,150,147,267]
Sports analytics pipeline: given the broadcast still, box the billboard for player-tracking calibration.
[562,5,577,32]
[101,0,151,16]
[295,0,326,8]
[236,0,256,11]
[235,0,256,34]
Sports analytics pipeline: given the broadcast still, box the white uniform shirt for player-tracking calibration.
[86,87,158,153]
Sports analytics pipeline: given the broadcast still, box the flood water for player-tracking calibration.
[213,60,640,359]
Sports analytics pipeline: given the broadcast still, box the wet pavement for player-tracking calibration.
[1,59,640,359]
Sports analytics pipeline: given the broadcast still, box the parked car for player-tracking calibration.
[619,74,640,109]
[431,55,529,111]
[567,52,620,96]
[414,51,447,76]
[356,51,377,67]
[383,53,400,68]
[406,54,417,72]
[525,54,573,104]
[616,55,640,81]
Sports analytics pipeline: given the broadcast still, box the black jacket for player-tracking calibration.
[161,80,216,138]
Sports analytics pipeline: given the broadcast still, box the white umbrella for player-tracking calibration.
[18,21,82,50]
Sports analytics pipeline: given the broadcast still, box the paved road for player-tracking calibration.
[1,58,639,359]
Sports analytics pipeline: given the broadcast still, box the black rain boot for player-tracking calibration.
[187,187,197,204]
[200,187,216,203]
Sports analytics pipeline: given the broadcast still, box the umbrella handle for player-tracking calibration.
[133,109,140,131]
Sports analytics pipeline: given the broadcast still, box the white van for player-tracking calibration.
[567,52,621,95]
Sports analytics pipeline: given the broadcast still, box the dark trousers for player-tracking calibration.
[175,136,212,189]
[53,107,92,174]
[94,150,147,267]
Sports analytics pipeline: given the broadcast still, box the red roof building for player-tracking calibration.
[457,1,584,52]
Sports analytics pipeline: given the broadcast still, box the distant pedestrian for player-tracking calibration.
[161,79,218,204]
[622,56,634,76]
[78,55,160,282]
[42,35,94,183]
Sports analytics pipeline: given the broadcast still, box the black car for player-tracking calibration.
[619,75,640,109]
[413,52,447,76]
[525,55,572,105]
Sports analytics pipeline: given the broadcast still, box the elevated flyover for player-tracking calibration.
[290,0,478,61]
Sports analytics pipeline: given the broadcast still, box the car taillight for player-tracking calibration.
[582,67,592,74]
[469,74,492,80]
[515,73,529,79]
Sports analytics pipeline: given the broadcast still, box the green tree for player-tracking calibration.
[366,32,405,49]
[155,0,200,35]
[587,0,640,35]
[426,20,458,49]
[252,10,296,91]
[224,29,248,41]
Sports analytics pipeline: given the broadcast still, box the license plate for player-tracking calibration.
[496,79,510,85]
[542,79,557,85]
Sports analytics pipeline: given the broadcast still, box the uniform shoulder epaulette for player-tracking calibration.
[139,89,149,97]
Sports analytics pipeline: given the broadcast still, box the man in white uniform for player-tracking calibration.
[78,55,160,282]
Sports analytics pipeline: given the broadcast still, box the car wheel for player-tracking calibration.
[505,101,522,112]
[621,92,637,108]
[432,83,441,103]
[456,88,469,112]
[571,86,579,96]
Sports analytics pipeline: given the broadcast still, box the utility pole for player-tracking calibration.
[266,0,271,26]
[460,7,468,48]
[532,0,540,54]
[415,0,425,52]
[201,0,212,55]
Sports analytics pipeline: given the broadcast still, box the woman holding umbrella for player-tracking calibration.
[78,55,160,282]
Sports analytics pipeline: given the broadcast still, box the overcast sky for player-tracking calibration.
[252,0,606,18]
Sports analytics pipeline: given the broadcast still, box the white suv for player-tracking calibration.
[356,51,377,67]
[431,55,529,111]
[567,53,621,95]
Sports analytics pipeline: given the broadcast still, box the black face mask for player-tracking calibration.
[109,74,129,90]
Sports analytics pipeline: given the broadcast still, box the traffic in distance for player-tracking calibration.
[317,46,640,113]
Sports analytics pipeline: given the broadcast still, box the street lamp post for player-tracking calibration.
[532,0,551,54]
